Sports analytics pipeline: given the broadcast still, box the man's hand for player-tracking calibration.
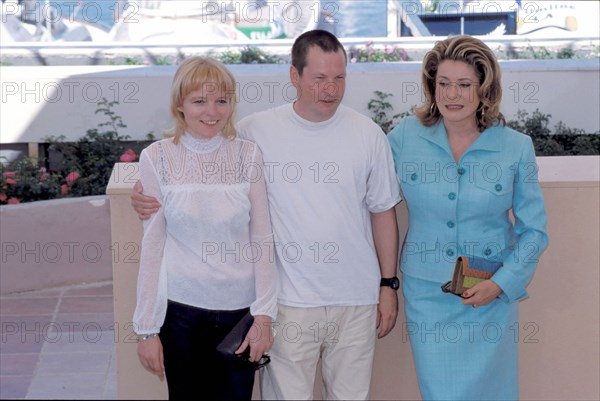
[131,180,161,220]
[376,287,398,338]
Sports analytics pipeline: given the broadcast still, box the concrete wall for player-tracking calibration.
[0,195,112,294]
[107,156,599,400]
[1,59,598,144]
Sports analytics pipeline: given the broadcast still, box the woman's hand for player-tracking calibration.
[137,336,165,381]
[462,280,503,308]
[235,315,273,363]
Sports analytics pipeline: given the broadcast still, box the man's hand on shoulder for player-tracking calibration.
[131,180,161,220]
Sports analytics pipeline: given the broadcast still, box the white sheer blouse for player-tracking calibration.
[133,133,277,335]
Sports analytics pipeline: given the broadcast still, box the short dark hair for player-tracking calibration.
[291,30,347,76]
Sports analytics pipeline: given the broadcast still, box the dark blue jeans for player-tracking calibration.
[159,300,255,400]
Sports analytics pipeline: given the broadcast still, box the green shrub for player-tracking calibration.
[349,42,410,63]
[0,158,62,204]
[507,109,600,155]
[211,46,284,64]
[1,99,155,205]
[367,91,412,133]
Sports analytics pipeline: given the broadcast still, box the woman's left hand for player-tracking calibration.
[461,280,503,308]
[235,315,273,362]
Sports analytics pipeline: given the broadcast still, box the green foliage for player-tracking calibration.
[212,46,284,64]
[507,109,600,156]
[556,47,576,59]
[213,50,243,64]
[1,99,155,205]
[0,158,62,205]
[349,42,410,63]
[124,56,144,65]
[148,55,173,65]
[367,91,412,133]
[520,44,553,60]
[45,99,155,197]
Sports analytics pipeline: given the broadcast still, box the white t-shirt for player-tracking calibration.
[133,133,278,335]
[238,103,401,307]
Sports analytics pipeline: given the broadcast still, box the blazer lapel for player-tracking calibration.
[418,122,454,159]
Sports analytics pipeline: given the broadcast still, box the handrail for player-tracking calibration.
[2,35,598,50]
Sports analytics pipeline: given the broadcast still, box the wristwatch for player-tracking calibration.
[380,276,400,290]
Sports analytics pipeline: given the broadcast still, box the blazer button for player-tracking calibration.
[495,184,503,192]
[484,248,492,256]
[411,173,418,181]
[446,248,455,257]
[448,192,456,200]
[457,167,465,175]
[447,221,455,228]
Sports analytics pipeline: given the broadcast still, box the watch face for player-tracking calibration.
[382,277,400,290]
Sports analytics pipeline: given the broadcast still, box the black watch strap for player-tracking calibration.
[380,276,400,290]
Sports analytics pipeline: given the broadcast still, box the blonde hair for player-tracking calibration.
[168,57,238,142]
[416,35,505,131]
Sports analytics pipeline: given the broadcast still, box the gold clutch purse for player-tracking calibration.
[441,256,502,296]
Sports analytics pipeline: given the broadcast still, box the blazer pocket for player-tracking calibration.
[472,176,513,211]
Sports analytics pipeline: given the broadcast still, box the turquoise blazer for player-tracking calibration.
[388,116,548,303]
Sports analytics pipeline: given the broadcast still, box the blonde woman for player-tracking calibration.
[133,57,277,400]
[388,36,548,400]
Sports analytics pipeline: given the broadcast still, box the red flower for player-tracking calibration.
[120,149,137,162]
[7,197,20,205]
[61,184,68,195]
[5,178,17,185]
[0,193,7,202]
[2,171,16,178]
[66,172,80,186]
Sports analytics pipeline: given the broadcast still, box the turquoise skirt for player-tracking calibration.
[402,274,519,401]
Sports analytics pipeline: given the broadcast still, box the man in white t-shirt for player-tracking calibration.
[132,30,401,400]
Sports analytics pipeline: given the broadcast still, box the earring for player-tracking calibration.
[479,106,486,126]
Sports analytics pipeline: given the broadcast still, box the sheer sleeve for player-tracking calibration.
[247,146,278,319]
[132,146,169,334]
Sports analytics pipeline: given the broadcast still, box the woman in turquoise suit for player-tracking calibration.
[388,36,548,400]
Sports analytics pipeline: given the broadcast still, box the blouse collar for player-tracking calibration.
[180,132,224,154]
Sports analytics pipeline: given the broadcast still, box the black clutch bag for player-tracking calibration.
[216,311,270,369]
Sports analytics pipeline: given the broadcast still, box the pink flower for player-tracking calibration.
[61,184,68,195]
[5,178,16,185]
[2,171,16,178]
[39,167,47,181]
[7,197,20,205]
[0,193,7,202]
[66,171,80,186]
[143,60,151,66]
[120,149,137,162]
[350,57,357,63]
